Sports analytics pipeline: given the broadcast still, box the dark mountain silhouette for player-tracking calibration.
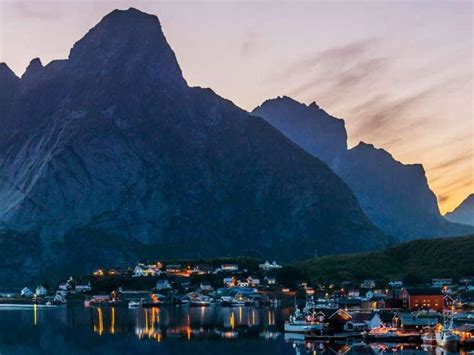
[445,194,474,226]
[0,8,389,285]
[253,97,474,241]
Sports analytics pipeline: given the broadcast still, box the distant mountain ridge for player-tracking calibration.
[253,96,474,241]
[0,8,389,285]
[445,194,474,226]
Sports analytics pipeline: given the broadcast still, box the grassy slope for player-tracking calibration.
[297,235,474,285]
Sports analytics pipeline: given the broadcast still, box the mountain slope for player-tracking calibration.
[298,235,474,284]
[252,97,474,241]
[445,194,474,226]
[0,8,388,285]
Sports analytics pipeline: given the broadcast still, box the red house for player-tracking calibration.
[398,287,444,311]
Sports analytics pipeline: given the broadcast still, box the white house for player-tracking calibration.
[21,287,34,297]
[35,286,48,296]
[361,280,376,289]
[76,282,92,293]
[200,282,213,291]
[345,312,382,331]
[133,265,146,277]
[259,261,282,271]
[220,264,239,272]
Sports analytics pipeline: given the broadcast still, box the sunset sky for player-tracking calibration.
[0,0,472,214]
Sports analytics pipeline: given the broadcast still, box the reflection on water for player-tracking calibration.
[89,305,281,341]
[0,306,471,354]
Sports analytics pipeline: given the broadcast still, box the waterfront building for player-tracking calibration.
[399,287,444,311]
[35,286,48,297]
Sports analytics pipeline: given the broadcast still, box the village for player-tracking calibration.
[1,259,474,350]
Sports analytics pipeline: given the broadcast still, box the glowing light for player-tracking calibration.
[239,306,242,323]
[97,307,104,335]
[110,307,115,334]
[33,304,37,325]
[230,312,235,330]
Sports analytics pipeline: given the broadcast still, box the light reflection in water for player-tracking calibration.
[33,304,37,326]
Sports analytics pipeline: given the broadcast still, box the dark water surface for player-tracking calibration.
[0,305,469,355]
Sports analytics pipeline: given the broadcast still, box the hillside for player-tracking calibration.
[298,235,474,285]
[445,194,474,226]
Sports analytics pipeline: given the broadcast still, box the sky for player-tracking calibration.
[0,0,472,214]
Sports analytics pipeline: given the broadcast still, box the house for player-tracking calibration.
[132,265,146,277]
[313,308,352,333]
[35,286,48,296]
[345,312,381,331]
[348,290,360,298]
[166,264,183,273]
[452,324,474,346]
[76,282,92,293]
[192,264,214,275]
[432,278,452,287]
[155,279,172,291]
[264,277,276,285]
[220,264,239,272]
[223,277,235,287]
[237,279,249,287]
[247,276,260,286]
[399,287,444,311]
[394,311,440,329]
[338,298,362,310]
[200,282,213,291]
[361,280,376,289]
[388,280,403,288]
[93,269,105,277]
[444,294,455,308]
[259,261,282,271]
[363,291,387,309]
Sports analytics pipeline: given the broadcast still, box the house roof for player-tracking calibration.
[404,287,443,296]
[351,312,377,322]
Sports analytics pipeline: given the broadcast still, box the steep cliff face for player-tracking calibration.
[0,8,388,285]
[253,98,474,241]
[253,97,347,170]
[445,194,474,226]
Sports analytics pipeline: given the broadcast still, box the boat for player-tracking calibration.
[284,308,323,333]
[364,326,421,343]
[128,300,141,309]
[436,314,459,348]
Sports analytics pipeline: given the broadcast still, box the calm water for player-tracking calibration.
[0,305,470,355]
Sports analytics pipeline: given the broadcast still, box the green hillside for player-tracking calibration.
[298,235,474,286]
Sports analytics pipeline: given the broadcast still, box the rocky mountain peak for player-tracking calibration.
[21,58,43,80]
[445,194,474,226]
[0,63,19,82]
[67,7,186,89]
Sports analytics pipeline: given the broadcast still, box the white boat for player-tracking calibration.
[284,308,323,333]
[435,313,460,348]
[436,329,459,348]
[128,300,141,309]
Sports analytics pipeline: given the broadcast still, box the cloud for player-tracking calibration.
[429,153,473,172]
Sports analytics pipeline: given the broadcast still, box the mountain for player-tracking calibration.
[253,97,347,170]
[0,8,389,285]
[298,235,474,285]
[252,97,474,241]
[445,194,474,226]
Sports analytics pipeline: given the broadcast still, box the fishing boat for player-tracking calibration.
[364,326,421,343]
[284,308,323,333]
[436,314,459,348]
